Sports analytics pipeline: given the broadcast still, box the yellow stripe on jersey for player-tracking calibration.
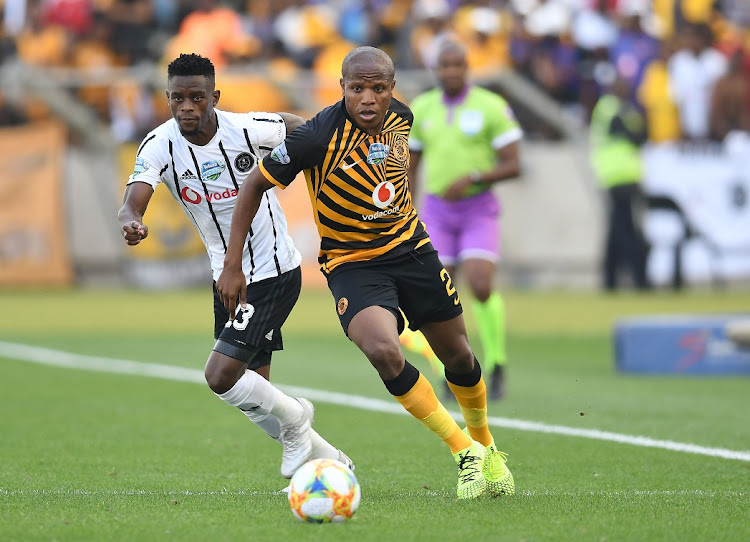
[259,160,286,190]
[260,99,430,276]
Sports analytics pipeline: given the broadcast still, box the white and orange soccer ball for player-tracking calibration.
[287,458,360,523]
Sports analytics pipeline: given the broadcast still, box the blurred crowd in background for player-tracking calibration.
[1,0,750,144]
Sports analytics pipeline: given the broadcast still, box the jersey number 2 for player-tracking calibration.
[440,268,460,305]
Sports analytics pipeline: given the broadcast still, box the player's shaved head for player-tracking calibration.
[437,40,468,65]
[339,46,396,136]
[341,46,395,82]
[435,40,468,97]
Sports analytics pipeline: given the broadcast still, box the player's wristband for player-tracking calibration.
[470,171,483,184]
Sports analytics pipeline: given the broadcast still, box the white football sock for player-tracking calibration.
[241,402,338,454]
[243,407,282,442]
[217,371,303,431]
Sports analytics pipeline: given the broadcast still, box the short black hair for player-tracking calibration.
[167,53,215,81]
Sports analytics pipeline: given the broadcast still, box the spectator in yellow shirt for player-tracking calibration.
[638,41,682,142]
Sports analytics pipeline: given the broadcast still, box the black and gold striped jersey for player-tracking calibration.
[259,98,430,276]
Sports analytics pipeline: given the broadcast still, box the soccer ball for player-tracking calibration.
[288,458,360,523]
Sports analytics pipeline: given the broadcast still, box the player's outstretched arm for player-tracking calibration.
[216,167,275,316]
[118,182,153,246]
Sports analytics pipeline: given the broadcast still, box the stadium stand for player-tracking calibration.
[1,0,749,288]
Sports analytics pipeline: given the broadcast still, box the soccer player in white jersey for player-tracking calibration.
[118,53,352,479]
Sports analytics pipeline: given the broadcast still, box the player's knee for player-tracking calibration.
[468,279,492,302]
[472,286,491,303]
[440,347,475,374]
[204,359,241,394]
[361,339,403,375]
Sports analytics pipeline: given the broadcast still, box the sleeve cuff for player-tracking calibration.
[491,128,523,150]
[408,137,423,151]
[259,160,288,190]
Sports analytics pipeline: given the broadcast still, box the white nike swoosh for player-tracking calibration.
[341,160,363,170]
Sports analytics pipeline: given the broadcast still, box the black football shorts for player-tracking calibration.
[213,266,301,369]
[326,243,463,337]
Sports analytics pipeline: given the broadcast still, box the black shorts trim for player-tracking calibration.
[213,340,272,371]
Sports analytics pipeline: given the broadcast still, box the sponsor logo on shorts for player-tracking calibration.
[337,297,348,315]
[234,152,255,172]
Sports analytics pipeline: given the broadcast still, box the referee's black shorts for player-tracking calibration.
[212,266,301,370]
[327,243,463,337]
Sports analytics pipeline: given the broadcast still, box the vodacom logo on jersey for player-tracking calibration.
[180,186,239,205]
[372,181,396,209]
[363,181,399,220]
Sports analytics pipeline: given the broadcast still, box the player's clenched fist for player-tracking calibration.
[121,220,149,245]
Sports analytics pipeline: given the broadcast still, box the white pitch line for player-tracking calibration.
[0,489,284,497]
[2,340,749,463]
[1,488,747,498]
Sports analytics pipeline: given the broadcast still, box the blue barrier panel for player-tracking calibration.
[615,315,750,375]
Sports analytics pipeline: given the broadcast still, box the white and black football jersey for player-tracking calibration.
[127,109,302,283]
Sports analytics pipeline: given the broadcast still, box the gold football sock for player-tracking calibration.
[447,376,492,447]
[396,374,472,453]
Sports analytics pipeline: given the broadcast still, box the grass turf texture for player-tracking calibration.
[1,287,749,541]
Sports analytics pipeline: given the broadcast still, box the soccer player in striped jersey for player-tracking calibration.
[217,46,515,499]
[118,53,352,480]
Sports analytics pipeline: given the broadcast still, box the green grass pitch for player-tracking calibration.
[1,287,748,541]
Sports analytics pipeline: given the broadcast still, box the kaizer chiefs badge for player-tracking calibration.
[337,297,349,315]
[234,152,255,172]
[392,135,408,166]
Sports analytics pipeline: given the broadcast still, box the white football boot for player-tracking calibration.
[297,398,356,472]
[279,398,314,478]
